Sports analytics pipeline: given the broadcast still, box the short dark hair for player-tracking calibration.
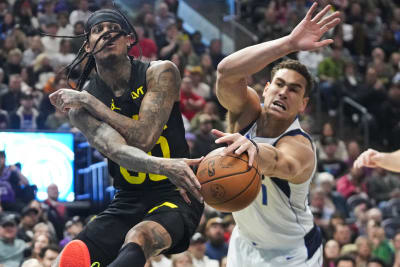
[39,244,60,258]
[367,257,386,267]
[335,255,356,266]
[270,59,313,97]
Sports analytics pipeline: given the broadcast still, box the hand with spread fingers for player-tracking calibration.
[161,157,204,204]
[288,2,341,51]
[212,129,258,167]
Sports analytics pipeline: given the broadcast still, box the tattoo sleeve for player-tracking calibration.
[82,61,180,152]
[68,108,169,174]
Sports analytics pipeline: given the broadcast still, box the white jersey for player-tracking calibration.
[232,118,321,254]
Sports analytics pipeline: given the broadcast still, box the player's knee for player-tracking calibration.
[124,221,171,258]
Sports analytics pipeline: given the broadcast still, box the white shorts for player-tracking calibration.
[227,227,323,267]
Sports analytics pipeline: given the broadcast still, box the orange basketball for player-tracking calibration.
[196,147,261,212]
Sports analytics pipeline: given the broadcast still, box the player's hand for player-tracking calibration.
[49,89,86,112]
[162,158,204,204]
[288,2,341,51]
[353,149,379,169]
[212,129,258,167]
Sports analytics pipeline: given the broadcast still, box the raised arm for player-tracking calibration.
[50,60,180,152]
[68,107,202,201]
[216,3,340,130]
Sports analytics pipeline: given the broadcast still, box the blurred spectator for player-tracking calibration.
[17,206,39,243]
[191,114,218,159]
[380,83,400,148]
[16,0,39,36]
[191,31,206,56]
[368,225,394,266]
[44,105,69,130]
[0,68,7,97]
[257,7,284,42]
[180,76,205,121]
[355,236,373,267]
[3,48,23,78]
[340,61,362,101]
[39,244,60,267]
[337,167,368,199]
[188,232,219,267]
[333,224,352,248]
[43,183,66,241]
[0,113,9,129]
[179,39,199,68]
[38,0,57,31]
[155,2,176,34]
[0,214,26,267]
[353,203,369,236]
[345,140,362,168]
[56,12,73,37]
[187,66,210,98]
[367,258,387,267]
[190,100,225,133]
[204,217,228,261]
[163,0,179,15]
[318,136,349,179]
[9,92,40,130]
[368,48,392,86]
[336,255,356,267]
[323,239,340,267]
[30,233,51,260]
[41,22,60,56]
[297,47,325,76]
[0,13,15,40]
[199,53,216,87]
[316,122,348,161]
[209,39,225,70]
[29,200,56,241]
[0,150,30,212]
[69,0,91,28]
[171,251,193,267]
[149,254,171,267]
[22,36,44,67]
[128,24,158,61]
[70,21,85,54]
[21,258,42,267]
[366,168,400,205]
[310,187,335,230]
[159,23,180,60]
[59,216,83,249]
[52,39,76,69]
[316,172,349,217]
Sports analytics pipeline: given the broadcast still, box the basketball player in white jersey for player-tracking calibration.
[212,3,341,267]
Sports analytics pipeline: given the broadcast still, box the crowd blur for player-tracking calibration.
[0,0,400,266]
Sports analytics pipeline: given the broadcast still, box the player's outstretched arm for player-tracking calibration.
[50,61,180,152]
[216,2,340,131]
[213,129,314,184]
[68,108,203,202]
[354,149,400,173]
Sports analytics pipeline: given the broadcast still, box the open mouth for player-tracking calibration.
[272,100,286,111]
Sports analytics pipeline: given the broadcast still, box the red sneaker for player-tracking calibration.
[60,240,91,267]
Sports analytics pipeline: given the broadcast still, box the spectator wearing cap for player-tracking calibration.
[0,214,26,267]
[188,232,219,267]
[59,216,83,248]
[204,217,228,261]
[17,206,39,243]
[191,113,218,159]
[44,183,66,241]
[188,66,210,99]
[180,76,206,121]
[317,136,349,179]
[9,92,40,130]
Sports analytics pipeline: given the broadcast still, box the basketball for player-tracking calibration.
[196,147,261,212]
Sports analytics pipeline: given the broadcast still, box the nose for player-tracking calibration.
[278,87,288,99]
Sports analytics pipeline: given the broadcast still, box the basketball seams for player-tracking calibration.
[206,169,259,205]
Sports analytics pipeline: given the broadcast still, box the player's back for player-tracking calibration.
[233,118,320,251]
[85,59,189,192]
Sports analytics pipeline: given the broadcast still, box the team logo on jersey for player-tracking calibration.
[110,99,121,111]
[210,184,225,200]
[131,86,144,100]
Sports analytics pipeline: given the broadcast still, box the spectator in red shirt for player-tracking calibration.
[337,167,368,199]
[128,25,158,61]
[180,76,205,121]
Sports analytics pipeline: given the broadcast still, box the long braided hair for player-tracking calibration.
[41,2,139,90]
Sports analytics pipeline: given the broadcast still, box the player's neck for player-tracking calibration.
[257,111,294,138]
[96,56,131,97]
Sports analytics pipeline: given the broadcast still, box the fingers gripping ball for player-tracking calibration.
[196,147,261,212]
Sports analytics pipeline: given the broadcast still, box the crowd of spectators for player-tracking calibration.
[0,0,400,266]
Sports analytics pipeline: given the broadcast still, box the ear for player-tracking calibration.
[84,41,90,53]
[127,34,134,46]
[299,96,309,113]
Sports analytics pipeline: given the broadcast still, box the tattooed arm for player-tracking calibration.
[68,107,203,201]
[50,60,180,152]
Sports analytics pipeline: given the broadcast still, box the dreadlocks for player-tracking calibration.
[41,5,139,90]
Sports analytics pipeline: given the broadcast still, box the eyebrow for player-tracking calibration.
[91,22,121,31]
[275,78,303,90]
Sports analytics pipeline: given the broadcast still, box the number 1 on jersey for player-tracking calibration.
[261,184,267,205]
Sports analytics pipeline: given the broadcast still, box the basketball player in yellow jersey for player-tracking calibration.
[211,3,341,267]
[49,8,203,267]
